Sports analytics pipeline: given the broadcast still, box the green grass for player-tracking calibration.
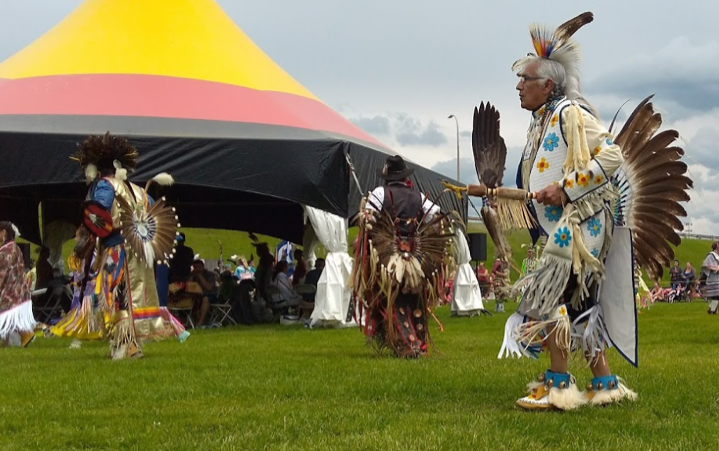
[2,302,718,450]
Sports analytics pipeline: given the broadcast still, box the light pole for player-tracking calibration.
[448,114,460,181]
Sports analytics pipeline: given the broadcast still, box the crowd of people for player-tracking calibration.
[162,233,325,329]
[638,242,719,314]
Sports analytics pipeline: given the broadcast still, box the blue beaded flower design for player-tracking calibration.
[554,227,572,248]
[543,132,559,152]
[588,217,602,237]
[544,205,562,222]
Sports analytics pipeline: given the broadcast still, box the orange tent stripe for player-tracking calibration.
[0,0,317,100]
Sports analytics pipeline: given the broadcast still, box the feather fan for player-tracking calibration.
[611,95,693,281]
[472,102,507,188]
[472,102,514,261]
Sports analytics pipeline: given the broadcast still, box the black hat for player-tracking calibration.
[378,155,414,181]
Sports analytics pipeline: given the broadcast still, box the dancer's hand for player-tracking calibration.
[441,180,467,199]
[536,184,568,206]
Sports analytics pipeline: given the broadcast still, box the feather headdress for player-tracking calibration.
[513,12,594,113]
[71,131,139,183]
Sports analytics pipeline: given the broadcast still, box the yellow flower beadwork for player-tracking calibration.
[537,157,549,173]
[559,306,567,316]
[565,179,574,189]
[594,175,604,184]
[577,173,589,188]
[593,146,602,155]
[550,114,559,127]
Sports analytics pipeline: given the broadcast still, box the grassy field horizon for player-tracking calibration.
[2,301,717,450]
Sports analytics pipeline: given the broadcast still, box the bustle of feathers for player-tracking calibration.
[71,131,139,173]
[116,195,180,267]
[472,102,507,188]
[359,208,456,288]
[611,95,693,281]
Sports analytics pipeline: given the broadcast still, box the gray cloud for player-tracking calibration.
[349,115,391,135]
[589,38,719,120]
[430,149,521,188]
[431,157,479,185]
[687,127,719,170]
[395,114,447,147]
[460,130,472,138]
[347,112,449,147]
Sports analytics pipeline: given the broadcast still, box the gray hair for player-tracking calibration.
[515,55,598,117]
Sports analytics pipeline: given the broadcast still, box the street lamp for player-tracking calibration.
[448,114,460,181]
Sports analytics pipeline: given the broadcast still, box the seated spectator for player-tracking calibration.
[253,243,274,299]
[271,261,302,308]
[25,260,37,291]
[292,249,307,286]
[32,245,72,313]
[476,262,489,296]
[661,287,673,301]
[650,282,664,303]
[218,266,238,303]
[35,246,53,290]
[668,282,685,303]
[169,233,194,283]
[190,259,216,327]
[234,256,255,281]
[304,258,325,287]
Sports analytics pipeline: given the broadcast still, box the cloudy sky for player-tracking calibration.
[1,0,717,233]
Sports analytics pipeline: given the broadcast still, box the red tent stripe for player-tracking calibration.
[0,74,387,148]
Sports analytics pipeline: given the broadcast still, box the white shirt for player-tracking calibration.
[365,185,440,222]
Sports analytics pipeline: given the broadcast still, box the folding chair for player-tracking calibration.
[32,282,72,324]
[167,281,203,329]
[209,299,236,326]
[294,284,316,320]
[168,306,195,329]
[262,285,286,322]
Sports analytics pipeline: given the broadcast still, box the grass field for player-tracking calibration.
[2,301,718,450]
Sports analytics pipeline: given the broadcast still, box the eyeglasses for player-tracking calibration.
[517,75,544,84]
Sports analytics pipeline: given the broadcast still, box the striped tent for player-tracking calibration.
[0,0,464,244]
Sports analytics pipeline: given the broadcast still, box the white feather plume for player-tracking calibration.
[113,160,128,182]
[152,173,175,186]
[85,163,98,184]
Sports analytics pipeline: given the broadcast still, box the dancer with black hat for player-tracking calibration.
[351,155,458,358]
